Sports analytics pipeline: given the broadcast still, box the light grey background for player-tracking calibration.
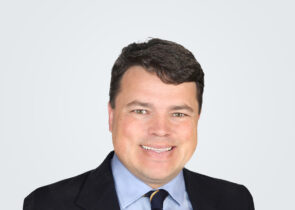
[0,0,294,209]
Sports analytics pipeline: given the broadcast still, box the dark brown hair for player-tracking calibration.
[109,38,205,113]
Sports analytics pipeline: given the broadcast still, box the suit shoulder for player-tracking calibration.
[184,168,244,190]
[24,170,92,209]
[183,169,254,209]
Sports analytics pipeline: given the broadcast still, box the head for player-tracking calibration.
[108,38,204,188]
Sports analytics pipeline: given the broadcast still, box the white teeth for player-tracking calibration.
[141,145,172,153]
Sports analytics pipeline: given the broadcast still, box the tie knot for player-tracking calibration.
[145,189,169,210]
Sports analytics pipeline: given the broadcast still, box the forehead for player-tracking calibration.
[116,66,198,108]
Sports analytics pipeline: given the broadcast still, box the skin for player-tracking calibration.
[108,66,200,188]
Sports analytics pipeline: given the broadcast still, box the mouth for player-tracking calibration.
[140,145,174,153]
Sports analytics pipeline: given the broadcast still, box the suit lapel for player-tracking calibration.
[183,168,217,210]
[76,152,120,210]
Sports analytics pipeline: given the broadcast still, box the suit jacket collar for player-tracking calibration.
[76,151,120,210]
[75,151,216,210]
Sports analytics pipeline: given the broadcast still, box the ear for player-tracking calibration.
[108,102,114,132]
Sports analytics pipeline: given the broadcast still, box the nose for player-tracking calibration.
[148,114,171,137]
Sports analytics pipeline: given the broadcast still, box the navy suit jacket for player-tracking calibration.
[24,151,254,210]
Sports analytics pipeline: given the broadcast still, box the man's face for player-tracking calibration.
[108,66,200,188]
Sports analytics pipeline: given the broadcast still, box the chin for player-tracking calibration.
[142,168,178,182]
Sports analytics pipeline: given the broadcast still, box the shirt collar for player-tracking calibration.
[160,170,185,206]
[111,154,186,208]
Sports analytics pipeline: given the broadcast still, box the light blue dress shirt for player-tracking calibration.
[111,154,193,210]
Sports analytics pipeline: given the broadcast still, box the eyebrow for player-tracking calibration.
[169,104,194,113]
[126,100,194,113]
[126,100,153,108]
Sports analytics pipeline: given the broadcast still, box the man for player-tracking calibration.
[24,38,255,210]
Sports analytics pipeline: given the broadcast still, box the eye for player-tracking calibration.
[172,112,187,117]
[132,109,148,114]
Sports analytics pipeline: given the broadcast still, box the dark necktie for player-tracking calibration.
[145,189,169,210]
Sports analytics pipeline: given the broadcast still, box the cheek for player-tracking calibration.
[176,121,198,143]
[116,115,146,143]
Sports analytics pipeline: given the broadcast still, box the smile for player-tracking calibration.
[141,145,173,153]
